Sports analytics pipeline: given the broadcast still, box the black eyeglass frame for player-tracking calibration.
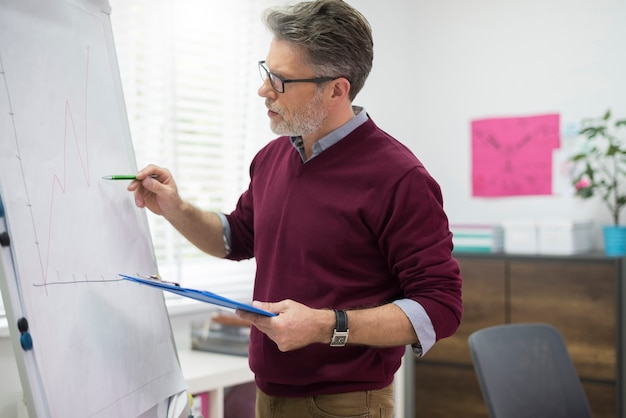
[258,60,337,93]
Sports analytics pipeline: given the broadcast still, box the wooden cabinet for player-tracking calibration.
[414,253,625,418]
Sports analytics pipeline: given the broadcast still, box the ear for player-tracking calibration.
[329,77,351,101]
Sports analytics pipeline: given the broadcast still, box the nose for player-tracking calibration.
[258,78,276,99]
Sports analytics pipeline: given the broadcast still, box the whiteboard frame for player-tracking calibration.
[0,198,50,418]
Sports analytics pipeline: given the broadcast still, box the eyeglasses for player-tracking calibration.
[258,60,337,93]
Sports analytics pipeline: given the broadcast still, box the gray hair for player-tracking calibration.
[263,0,374,101]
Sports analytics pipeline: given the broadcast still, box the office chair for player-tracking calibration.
[468,323,592,418]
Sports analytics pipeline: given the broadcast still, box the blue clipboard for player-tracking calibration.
[120,274,276,317]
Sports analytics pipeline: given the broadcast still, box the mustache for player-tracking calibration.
[265,100,280,113]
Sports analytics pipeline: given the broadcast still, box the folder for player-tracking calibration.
[120,274,276,317]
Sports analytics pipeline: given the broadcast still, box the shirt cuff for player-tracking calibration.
[393,298,436,357]
[216,212,232,255]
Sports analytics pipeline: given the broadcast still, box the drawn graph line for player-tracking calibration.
[32,277,124,287]
[42,46,93,286]
[2,46,94,287]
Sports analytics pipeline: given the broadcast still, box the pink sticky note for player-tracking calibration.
[471,113,560,197]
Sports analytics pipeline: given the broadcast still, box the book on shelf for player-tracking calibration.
[450,224,504,253]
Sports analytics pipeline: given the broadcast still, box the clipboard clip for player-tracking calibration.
[136,273,180,287]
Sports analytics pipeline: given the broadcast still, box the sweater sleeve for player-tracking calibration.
[377,166,463,342]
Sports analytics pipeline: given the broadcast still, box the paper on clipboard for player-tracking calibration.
[119,274,276,317]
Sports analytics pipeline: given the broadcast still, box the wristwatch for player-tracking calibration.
[330,309,349,347]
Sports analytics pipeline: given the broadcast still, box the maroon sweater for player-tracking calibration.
[226,116,462,397]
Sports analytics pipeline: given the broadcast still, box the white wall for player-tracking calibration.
[1,0,625,415]
[357,0,626,247]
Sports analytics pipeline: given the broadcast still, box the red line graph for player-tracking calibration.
[42,46,91,285]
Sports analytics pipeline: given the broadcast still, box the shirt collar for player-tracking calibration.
[290,106,367,162]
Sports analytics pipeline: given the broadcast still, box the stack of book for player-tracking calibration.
[450,224,504,253]
[191,313,251,357]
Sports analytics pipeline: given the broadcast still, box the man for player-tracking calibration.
[129,1,462,416]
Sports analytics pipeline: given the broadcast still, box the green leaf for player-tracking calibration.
[577,188,594,198]
[570,153,587,161]
[607,144,620,155]
[580,127,596,135]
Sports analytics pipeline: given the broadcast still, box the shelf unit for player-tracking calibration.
[414,252,625,418]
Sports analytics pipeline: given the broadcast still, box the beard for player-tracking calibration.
[266,90,327,137]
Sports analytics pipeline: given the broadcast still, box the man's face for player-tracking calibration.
[258,39,329,139]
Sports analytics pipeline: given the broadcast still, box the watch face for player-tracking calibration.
[330,331,349,347]
[471,114,560,197]
[333,336,347,345]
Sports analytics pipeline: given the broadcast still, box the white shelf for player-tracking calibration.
[178,349,254,418]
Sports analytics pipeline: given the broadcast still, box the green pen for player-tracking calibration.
[102,174,159,180]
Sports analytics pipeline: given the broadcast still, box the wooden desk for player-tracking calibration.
[178,350,254,418]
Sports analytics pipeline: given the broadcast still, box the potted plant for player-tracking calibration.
[569,109,626,255]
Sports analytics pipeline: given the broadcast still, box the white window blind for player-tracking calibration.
[108,0,276,303]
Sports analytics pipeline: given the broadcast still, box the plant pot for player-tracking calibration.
[602,225,626,256]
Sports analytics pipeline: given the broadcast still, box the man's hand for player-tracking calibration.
[127,164,183,217]
[236,300,334,352]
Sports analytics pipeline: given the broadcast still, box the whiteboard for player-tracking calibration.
[0,0,187,416]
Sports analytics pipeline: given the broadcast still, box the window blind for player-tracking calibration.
[109,0,276,304]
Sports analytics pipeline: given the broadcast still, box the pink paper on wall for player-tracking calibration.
[471,113,560,197]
